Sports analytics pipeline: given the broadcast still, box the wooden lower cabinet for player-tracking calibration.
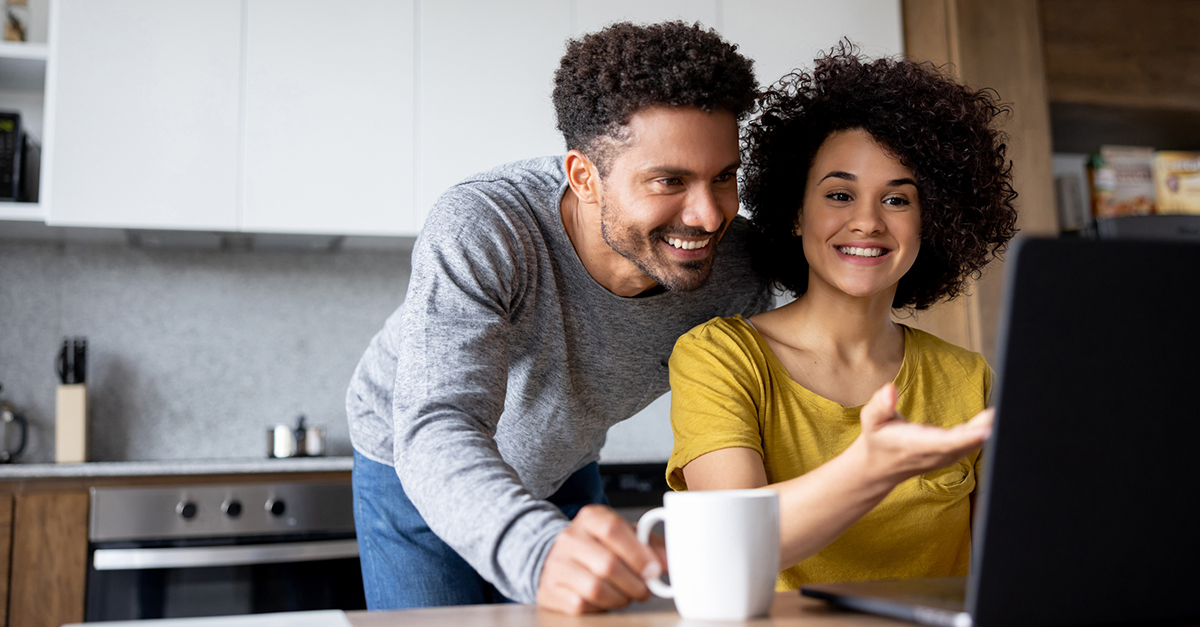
[7,491,89,627]
[0,470,351,627]
[0,494,13,625]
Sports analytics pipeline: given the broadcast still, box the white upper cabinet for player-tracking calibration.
[417,1,571,218]
[719,0,904,88]
[242,0,416,235]
[31,0,903,237]
[45,0,243,230]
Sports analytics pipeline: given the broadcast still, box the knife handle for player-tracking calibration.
[73,337,87,384]
[56,339,72,384]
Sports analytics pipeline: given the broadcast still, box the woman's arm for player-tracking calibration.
[683,383,992,569]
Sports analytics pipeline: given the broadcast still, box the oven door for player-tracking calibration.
[85,533,366,620]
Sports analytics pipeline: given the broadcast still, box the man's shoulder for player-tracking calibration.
[422,156,566,245]
[452,156,567,195]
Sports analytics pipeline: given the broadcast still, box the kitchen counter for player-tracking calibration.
[350,593,906,626]
[0,455,353,480]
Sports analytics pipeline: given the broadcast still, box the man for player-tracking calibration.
[347,21,770,614]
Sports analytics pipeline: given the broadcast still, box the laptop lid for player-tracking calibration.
[969,237,1200,627]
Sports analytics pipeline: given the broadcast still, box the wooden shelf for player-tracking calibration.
[1042,0,1200,153]
[1051,102,1200,154]
[0,42,48,92]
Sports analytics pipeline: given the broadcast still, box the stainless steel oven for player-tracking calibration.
[85,482,365,620]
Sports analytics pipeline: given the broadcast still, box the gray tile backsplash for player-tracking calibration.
[0,235,674,464]
[0,237,410,463]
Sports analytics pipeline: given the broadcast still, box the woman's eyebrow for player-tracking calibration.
[817,172,918,187]
[819,170,855,183]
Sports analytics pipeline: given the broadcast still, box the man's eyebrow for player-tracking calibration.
[643,160,742,177]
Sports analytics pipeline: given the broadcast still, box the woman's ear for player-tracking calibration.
[564,150,601,205]
[793,213,803,237]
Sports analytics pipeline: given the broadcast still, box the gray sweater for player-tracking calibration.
[346,156,771,603]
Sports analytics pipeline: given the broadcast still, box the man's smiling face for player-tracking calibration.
[594,106,742,292]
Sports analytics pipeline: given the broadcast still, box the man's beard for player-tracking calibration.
[599,202,720,292]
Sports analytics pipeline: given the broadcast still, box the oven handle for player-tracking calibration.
[92,538,359,570]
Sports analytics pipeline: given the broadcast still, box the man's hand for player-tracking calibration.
[858,383,993,485]
[536,504,665,614]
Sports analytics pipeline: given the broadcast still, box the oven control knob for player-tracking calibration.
[222,499,243,518]
[177,501,198,519]
[266,499,286,517]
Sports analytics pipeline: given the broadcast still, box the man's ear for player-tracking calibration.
[564,150,602,205]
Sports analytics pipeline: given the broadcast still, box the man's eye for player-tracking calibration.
[659,177,683,186]
[715,172,737,183]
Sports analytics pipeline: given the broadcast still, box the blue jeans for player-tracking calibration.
[352,450,608,609]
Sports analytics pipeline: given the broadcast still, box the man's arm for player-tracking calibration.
[391,193,659,609]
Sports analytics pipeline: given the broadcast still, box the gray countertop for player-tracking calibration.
[0,456,353,480]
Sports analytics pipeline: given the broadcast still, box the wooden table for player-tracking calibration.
[346,592,906,627]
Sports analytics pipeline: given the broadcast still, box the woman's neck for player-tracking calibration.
[770,280,902,364]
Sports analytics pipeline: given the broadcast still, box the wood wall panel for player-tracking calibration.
[1041,0,1200,112]
[902,0,1058,363]
[0,493,12,627]
[8,491,89,627]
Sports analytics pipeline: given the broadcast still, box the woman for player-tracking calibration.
[666,47,1018,590]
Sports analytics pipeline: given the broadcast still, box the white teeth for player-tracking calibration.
[838,246,884,258]
[666,237,711,251]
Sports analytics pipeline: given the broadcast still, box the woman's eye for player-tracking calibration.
[827,192,852,202]
[883,196,911,207]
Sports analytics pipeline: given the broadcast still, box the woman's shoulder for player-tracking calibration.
[903,325,992,382]
[678,314,759,346]
[673,315,769,369]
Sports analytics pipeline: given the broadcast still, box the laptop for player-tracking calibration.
[801,237,1200,627]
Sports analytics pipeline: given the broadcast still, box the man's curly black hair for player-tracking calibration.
[741,45,1019,310]
[553,21,757,177]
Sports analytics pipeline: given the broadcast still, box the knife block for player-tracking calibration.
[56,383,88,463]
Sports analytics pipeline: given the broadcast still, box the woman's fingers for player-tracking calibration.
[859,383,899,431]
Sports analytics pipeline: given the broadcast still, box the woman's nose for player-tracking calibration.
[848,203,885,234]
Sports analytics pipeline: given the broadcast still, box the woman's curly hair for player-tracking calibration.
[741,44,1019,310]
[553,21,757,176]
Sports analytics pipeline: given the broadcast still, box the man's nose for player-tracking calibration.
[681,187,725,233]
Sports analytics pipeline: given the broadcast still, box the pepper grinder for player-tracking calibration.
[292,415,307,458]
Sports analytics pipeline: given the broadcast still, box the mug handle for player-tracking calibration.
[635,507,672,599]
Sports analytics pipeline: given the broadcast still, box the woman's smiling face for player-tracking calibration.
[798,128,922,303]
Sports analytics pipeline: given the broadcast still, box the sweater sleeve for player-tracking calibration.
[391,187,568,604]
[666,317,767,491]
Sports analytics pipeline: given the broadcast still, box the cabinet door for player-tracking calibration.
[418,1,571,219]
[8,491,89,627]
[720,0,904,86]
[45,0,242,230]
[241,0,417,236]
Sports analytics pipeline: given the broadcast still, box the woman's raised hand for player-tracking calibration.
[856,383,993,486]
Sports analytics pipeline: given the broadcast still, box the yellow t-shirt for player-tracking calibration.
[667,315,991,590]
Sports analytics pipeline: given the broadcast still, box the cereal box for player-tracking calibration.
[1152,151,1200,215]
[1088,146,1156,217]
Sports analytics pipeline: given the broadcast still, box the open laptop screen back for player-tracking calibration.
[970,238,1200,627]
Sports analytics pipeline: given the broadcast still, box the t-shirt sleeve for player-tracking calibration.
[666,319,766,491]
[392,187,567,604]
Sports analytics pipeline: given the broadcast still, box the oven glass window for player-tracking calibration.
[87,554,366,620]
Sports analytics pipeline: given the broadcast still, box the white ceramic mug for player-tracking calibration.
[636,489,780,620]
